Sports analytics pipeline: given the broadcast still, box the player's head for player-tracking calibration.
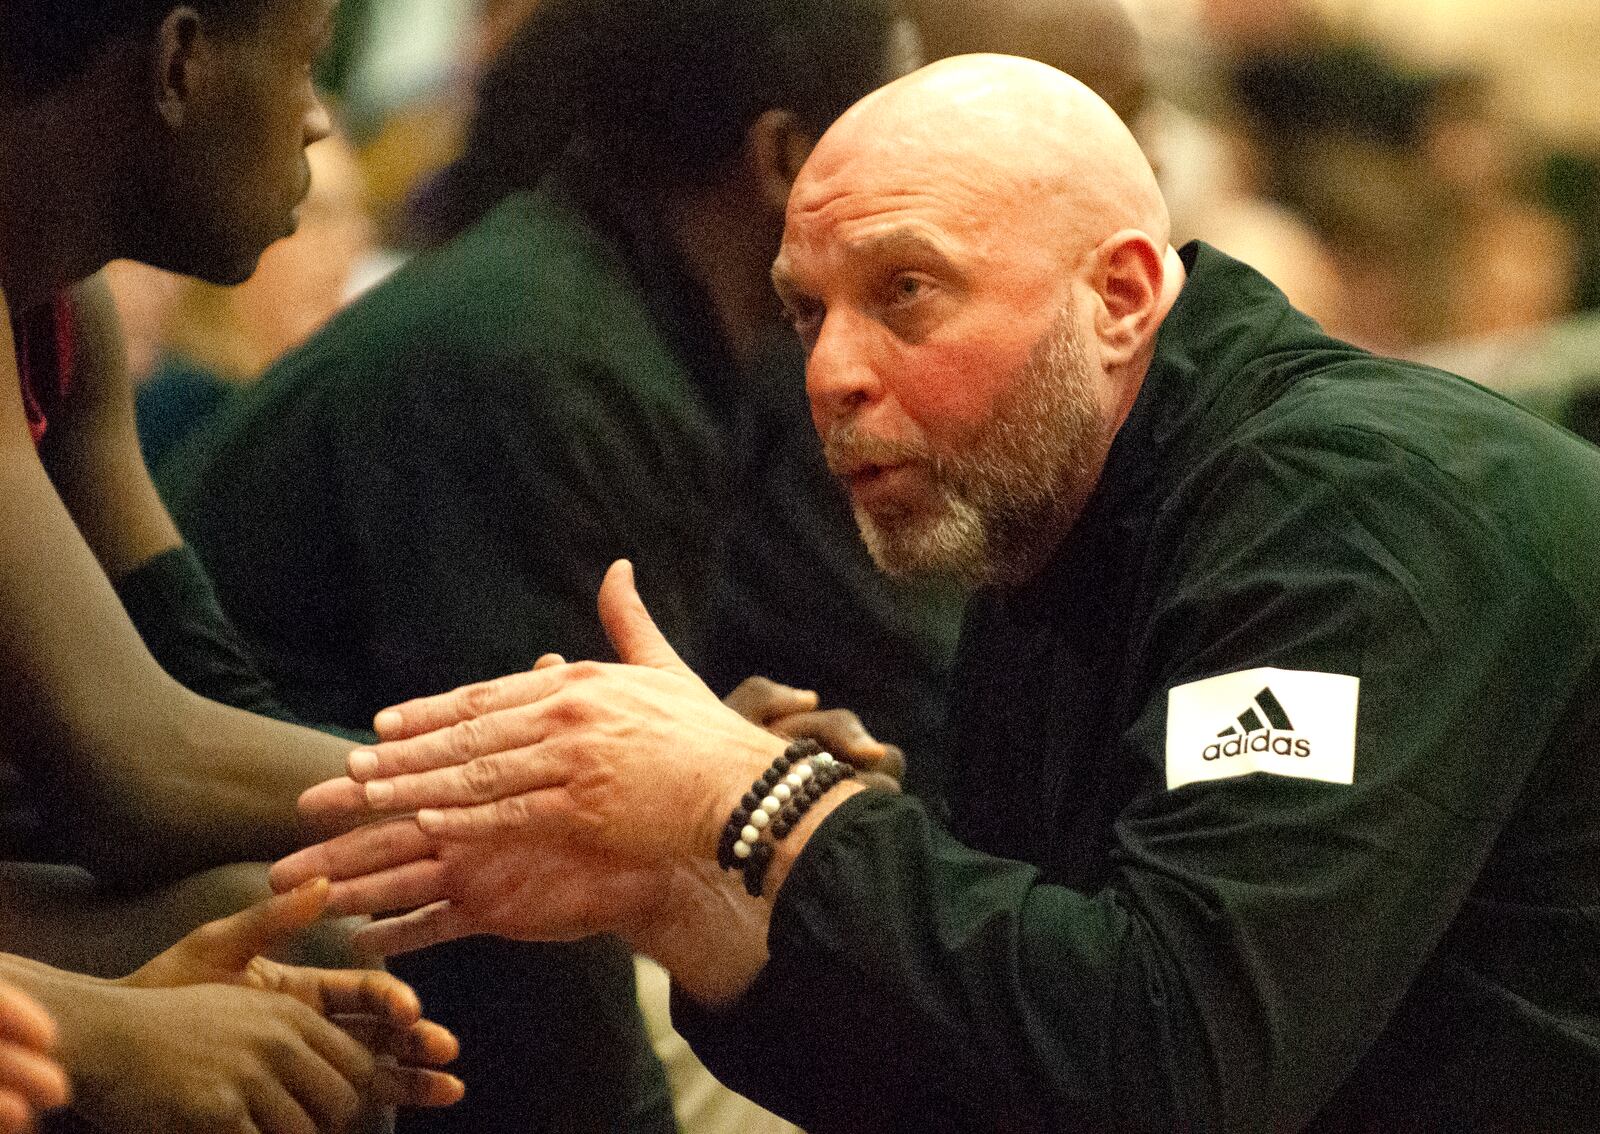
[1,0,336,283]
[423,0,904,238]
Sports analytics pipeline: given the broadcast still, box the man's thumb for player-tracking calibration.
[598,560,697,679]
[202,878,331,970]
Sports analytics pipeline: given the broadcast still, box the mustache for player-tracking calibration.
[821,423,932,476]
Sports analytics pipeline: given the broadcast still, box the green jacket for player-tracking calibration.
[676,243,1600,1132]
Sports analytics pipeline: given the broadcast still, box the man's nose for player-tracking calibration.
[805,313,883,429]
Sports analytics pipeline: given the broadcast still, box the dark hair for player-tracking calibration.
[424,0,895,238]
[0,0,271,100]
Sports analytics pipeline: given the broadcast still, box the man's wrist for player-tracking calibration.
[763,779,868,900]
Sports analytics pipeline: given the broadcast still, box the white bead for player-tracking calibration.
[733,840,752,860]
[772,783,792,802]
[761,797,782,816]
[749,809,770,829]
[793,764,814,783]
[814,752,834,766]
[741,824,761,844]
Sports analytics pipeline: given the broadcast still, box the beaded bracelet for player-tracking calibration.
[717,738,856,897]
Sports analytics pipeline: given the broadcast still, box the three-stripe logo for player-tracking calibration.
[1216,687,1294,737]
[1203,686,1311,761]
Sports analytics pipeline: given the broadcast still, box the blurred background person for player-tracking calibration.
[1127,0,1598,437]
[161,4,944,1133]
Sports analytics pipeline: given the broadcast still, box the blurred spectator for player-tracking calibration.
[138,135,374,468]
[902,0,1149,124]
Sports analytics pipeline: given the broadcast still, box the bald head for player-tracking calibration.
[796,53,1168,265]
[774,55,1182,587]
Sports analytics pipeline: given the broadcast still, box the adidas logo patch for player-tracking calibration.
[1203,686,1310,761]
[1165,667,1359,790]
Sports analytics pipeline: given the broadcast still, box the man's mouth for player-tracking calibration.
[843,461,924,510]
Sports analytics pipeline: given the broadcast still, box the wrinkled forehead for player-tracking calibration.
[780,123,1060,275]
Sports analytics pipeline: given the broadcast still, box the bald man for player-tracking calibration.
[277,55,1600,1132]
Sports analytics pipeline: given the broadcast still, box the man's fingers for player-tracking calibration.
[769,708,899,768]
[356,701,562,785]
[242,1050,333,1134]
[272,818,434,893]
[416,790,562,840]
[187,879,331,973]
[597,560,700,680]
[298,968,421,1028]
[351,902,474,958]
[0,1090,41,1134]
[531,653,565,671]
[0,1045,69,1113]
[297,776,374,828]
[335,1016,460,1067]
[372,669,561,742]
[324,858,451,920]
[267,1012,370,1132]
[373,1065,467,1109]
[358,748,561,813]
[723,676,818,724]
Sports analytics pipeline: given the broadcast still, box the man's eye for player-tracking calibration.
[891,274,928,303]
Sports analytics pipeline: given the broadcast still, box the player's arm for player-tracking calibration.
[0,281,362,883]
[37,275,182,577]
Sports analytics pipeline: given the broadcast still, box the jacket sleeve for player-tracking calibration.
[673,420,1595,1132]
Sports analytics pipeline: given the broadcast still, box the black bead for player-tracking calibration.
[742,791,760,811]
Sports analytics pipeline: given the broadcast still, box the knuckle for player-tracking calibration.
[494,795,533,827]
[460,680,500,719]
[194,1083,248,1127]
[448,715,488,760]
[461,757,503,799]
[567,660,605,682]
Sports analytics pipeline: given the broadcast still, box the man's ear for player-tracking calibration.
[744,109,817,216]
[154,6,205,129]
[1088,230,1167,369]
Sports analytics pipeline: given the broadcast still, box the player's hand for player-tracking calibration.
[0,980,68,1133]
[723,675,906,783]
[67,879,462,1131]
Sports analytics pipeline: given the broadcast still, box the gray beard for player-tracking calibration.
[828,308,1108,589]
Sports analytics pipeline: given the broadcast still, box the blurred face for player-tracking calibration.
[235,133,373,359]
[167,0,336,283]
[774,148,1113,587]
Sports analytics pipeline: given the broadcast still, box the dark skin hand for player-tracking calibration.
[2,880,462,1134]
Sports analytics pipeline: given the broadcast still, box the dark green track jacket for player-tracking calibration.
[676,243,1600,1132]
